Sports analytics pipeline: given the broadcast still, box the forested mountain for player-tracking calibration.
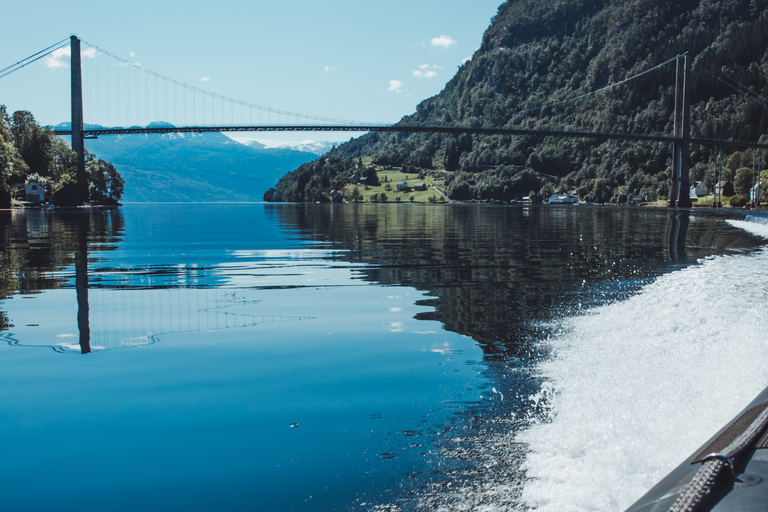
[266,0,768,204]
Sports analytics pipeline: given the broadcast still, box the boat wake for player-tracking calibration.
[518,214,768,512]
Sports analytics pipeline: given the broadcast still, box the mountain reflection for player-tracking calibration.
[267,204,757,360]
[0,204,759,357]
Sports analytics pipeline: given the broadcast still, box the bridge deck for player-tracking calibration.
[49,124,768,149]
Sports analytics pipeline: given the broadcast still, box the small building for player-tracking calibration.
[349,175,359,183]
[25,183,45,203]
[715,180,734,197]
[414,183,427,191]
[396,180,408,191]
[691,181,708,198]
[547,193,579,204]
[329,190,343,203]
[751,182,763,203]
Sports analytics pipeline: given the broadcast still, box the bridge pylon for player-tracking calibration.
[670,53,692,208]
[70,35,88,202]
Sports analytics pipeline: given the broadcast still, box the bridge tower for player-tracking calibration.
[70,35,88,201]
[670,53,692,208]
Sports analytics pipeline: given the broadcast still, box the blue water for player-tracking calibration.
[0,204,762,511]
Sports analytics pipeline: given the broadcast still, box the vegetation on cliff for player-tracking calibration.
[0,106,124,207]
[266,0,768,204]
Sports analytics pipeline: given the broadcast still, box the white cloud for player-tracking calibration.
[413,69,437,79]
[200,76,211,82]
[45,46,98,68]
[129,51,137,58]
[45,47,70,68]
[413,63,439,79]
[431,35,457,48]
[388,79,403,93]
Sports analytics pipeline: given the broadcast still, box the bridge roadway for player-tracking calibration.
[50,124,768,149]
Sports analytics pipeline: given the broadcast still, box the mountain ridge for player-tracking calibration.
[265,0,768,204]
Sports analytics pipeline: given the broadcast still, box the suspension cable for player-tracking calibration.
[507,54,683,118]
[80,39,371,126]
[698,61,768,112]
[0,38,70,80]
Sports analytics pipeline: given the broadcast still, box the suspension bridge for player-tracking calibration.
[4,35,768,207]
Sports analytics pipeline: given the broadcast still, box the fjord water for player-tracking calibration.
[0,204,765,511]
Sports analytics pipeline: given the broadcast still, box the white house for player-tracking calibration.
[691,181,708,198]
[751,182,763,203]
[25,183,45,203]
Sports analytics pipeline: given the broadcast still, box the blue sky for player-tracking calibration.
[1,0,503,144]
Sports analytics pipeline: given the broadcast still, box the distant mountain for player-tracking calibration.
[241,139,337,156]
[57,123,333,202]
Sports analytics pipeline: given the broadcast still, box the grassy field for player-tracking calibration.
[343,168,448,203]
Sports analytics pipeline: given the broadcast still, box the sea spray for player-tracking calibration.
[518,217,768,512]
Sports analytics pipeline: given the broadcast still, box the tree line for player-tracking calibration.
[0,106,124,208]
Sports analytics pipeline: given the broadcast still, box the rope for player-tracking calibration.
[667,406,768,512]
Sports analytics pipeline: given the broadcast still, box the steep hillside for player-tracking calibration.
[266,0,768,203]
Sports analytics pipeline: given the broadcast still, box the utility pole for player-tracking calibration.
[670,53,692,208]
[70,35,87,202]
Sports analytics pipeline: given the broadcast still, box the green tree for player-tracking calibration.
[734,167,754,195]
[0,106,28,192]
[10,110,54,177]
[87,155,125,204]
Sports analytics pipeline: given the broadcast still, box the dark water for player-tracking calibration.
[0,203,760,511]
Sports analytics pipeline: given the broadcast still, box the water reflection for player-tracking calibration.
[0,208,124,352]
[0,204,763,512]
[267,204,760,361]
[1,208,320,353]
[1,205,760,358]
[76,217,90,353]
[668,211,690,261]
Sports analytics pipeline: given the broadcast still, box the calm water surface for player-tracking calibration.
[0,203,761,511]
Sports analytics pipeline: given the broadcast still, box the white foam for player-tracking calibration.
[518,218,768,511]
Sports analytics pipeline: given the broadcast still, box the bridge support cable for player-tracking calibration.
[504,54,682,119]
[698,61,768,112]
[0,38,70,80]
[78,39,371,130]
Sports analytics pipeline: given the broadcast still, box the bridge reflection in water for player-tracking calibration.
[2,214,312,354]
